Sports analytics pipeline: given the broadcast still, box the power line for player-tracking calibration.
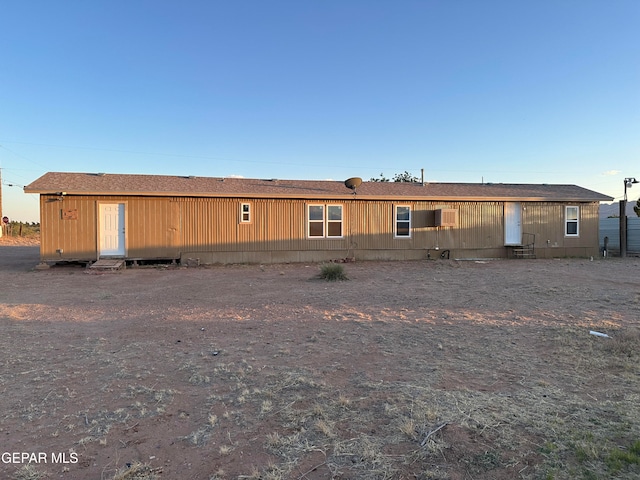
[0,144,50,170]
[2,180,25,188]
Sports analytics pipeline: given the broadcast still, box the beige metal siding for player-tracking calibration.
[452,202,504,250]
[521,202,600,256]
[37,194,603,263]
[40,195,98,260]
[126,197,179,258]
[40,195,180,261]
[179,198,349,253]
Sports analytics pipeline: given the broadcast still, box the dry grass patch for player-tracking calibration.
[604,328,640,357]
[217,324,640,479]
[111,462,159,480]
[12,465,47,480]
[181,425,213,446]
[1,257,639,480]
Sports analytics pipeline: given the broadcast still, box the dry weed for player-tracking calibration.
[314,418,335,437]
[219,445,234,455]
[111,462,159,480]
[182,426,212,446]
[260,399,273,414]
[399,417,418,440]
[12,465,47,480]
[605,328,640,357]
[208,413,218,427]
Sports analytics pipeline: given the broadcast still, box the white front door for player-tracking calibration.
[99,203,125,257]
[504,202,522,245]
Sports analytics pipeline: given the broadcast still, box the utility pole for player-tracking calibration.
[620,197,626,258]
[621,177,639,258]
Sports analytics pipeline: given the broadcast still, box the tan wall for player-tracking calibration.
[521,202,600,257]
[38,195,602,263]
[39,195,180,261]
[40,195,98,261]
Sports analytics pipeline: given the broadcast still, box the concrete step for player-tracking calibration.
[90,259,125,271]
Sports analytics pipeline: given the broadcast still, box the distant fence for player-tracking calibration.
[600,217,640,255]
[0,222,40,238]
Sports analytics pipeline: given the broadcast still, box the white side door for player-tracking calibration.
[99,203,125,257]
[504,202,522,245]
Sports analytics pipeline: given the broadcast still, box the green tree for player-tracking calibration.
[369,171,420,183]
[634,198,640,217]
[369,173,390,182]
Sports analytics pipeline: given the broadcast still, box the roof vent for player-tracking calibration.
[96,172,106,176]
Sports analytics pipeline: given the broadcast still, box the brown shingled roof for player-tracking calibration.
[24,172,613,202]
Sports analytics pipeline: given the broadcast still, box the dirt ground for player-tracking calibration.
[1,237,639,480]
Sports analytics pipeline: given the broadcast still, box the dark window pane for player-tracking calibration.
[309,222,324,237]
[397,222,410,236]
[566,222,578,235]
[328,222,342,237]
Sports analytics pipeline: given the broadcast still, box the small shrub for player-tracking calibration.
[319,263,348,281]
[607,440,640,473]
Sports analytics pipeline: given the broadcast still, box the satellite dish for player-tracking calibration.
[344,177,363,192]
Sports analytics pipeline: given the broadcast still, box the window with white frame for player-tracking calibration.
[308,204,343,238]
[395,205,411,238]
[327,205,343,237]
[565,206,579,236]
[240,203,251,223]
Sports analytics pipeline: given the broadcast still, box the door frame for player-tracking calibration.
[504,202,522,245]
[97,202,127,258]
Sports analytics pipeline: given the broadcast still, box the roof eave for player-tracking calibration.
[26,189,613,202]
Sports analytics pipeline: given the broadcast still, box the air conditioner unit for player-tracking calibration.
[435,209,458,227]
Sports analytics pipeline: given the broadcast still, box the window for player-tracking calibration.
[308,205,324,237]
[395,205,411,238]
[327,205,343,237]
[240,203,251,223]
[308,204,343,238]
[565,206,579,236]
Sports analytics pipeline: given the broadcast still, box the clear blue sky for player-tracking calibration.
[1,1,638,222]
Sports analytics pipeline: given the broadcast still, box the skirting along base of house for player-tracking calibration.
[38,245,600,267]
[179,248,517,265]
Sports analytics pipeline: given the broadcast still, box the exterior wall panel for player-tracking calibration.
[40,195,98,261]
[39,195,180,261]
[36,194,604,264]
[521,202,600,258]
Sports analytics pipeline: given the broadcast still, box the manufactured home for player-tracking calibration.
[25,172,612,265]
